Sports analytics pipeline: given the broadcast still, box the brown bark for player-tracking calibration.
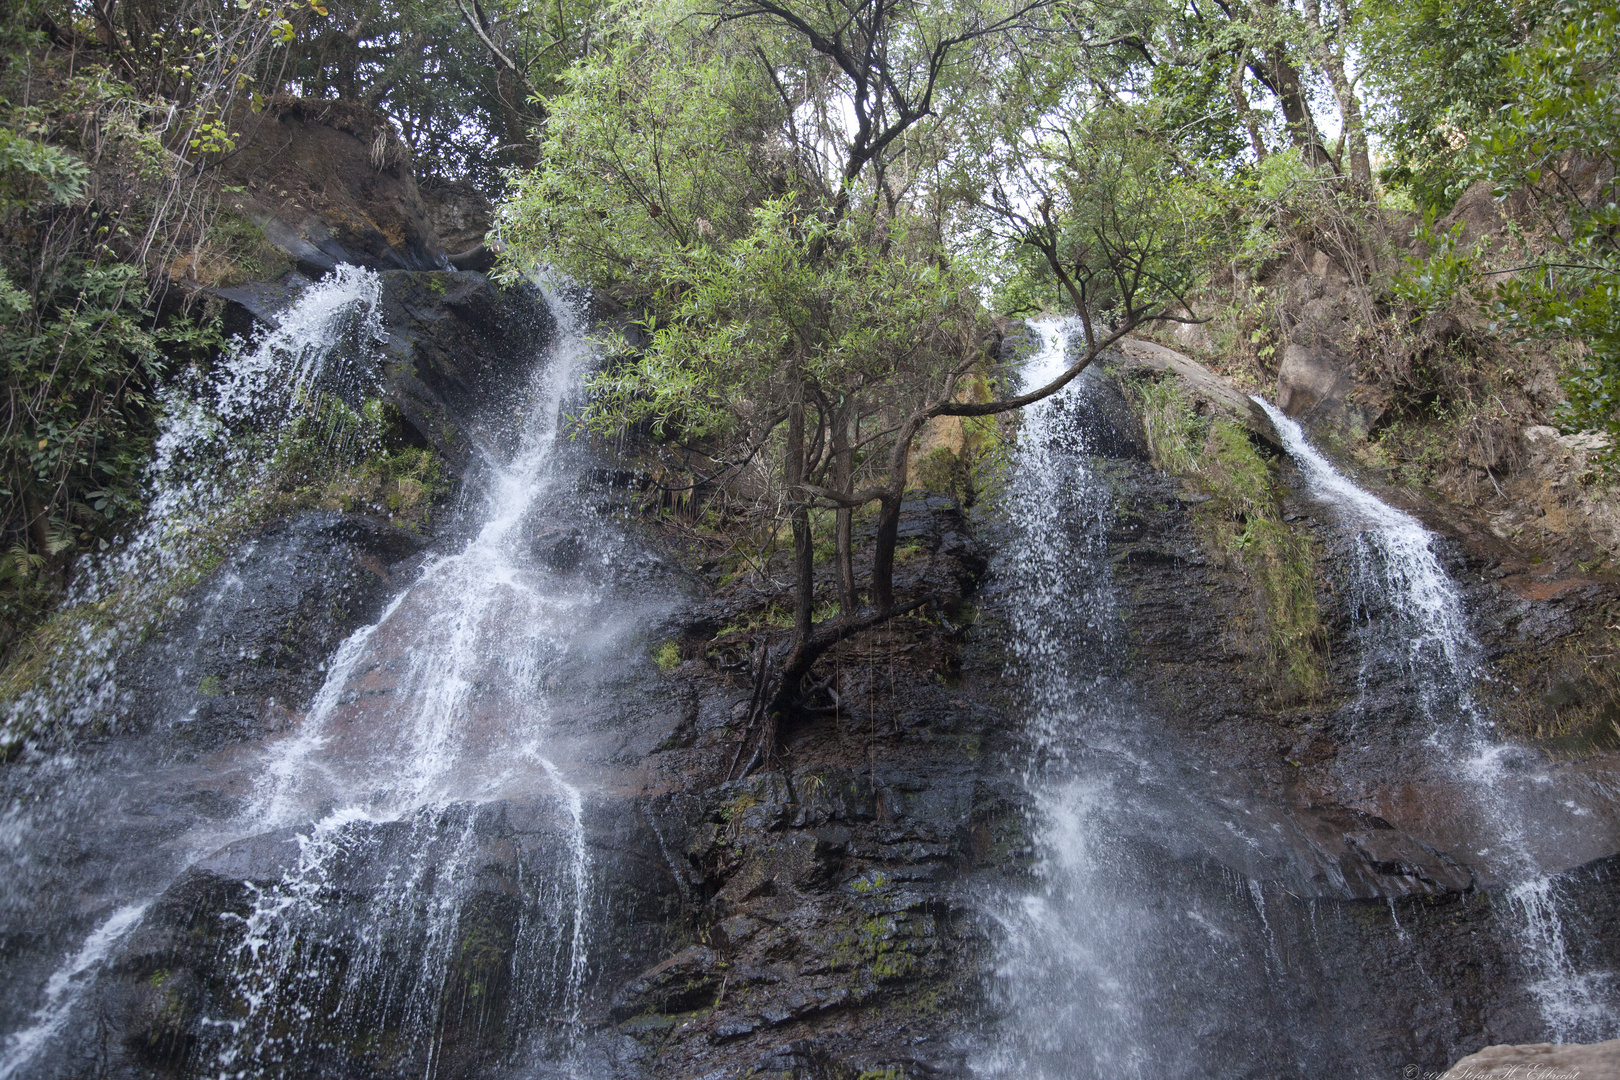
[1230,52,1268,162]
[870,413,927,614]
[1303,0,1371,186]
[831,401,857,615]
[785,398,814,649]
[24,492,52,559]
[1258,45,1332,170]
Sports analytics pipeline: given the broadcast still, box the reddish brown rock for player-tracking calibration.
[1441,1039,1620,1079]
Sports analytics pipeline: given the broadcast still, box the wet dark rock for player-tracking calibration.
[119,511,425,748]
[208,270,316,338]
[71,792,687,1080]
[532,526,586,571]
[373,270,555,473]
[610,945,723,1020]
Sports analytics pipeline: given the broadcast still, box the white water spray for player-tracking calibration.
[0,902,151,1080]
[195,275,607,1076]
[983,320,1179,1080]
[1,272,624,1079]
[1257,397,1616,1041]
[2,266,386,743]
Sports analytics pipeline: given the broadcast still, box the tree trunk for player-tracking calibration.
[1246,4,1333,172]
[870,414,925,613]
[1258,46,1332,170]
[831,401,857,616]
[786,398,813,650]
[1230,52,1268,162]
[1303,0,1372,186]
[25,491,52,558]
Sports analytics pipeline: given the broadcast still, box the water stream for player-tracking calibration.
[1257,399,1617,1043]
[0,270,650,1079]
[981,321,1316,1079]
[982,324,1617,1079]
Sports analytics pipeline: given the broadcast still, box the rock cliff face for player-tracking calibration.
[217,97,448,275]
[32,309,1614,1080]
[119,512,427,748]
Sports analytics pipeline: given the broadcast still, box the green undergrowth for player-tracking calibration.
[263,392,448,529]
[652,639,682,670]
[1,390,449,747]
[1131,374,1327,705]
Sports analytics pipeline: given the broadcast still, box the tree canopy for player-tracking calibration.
[3,0,1615,739]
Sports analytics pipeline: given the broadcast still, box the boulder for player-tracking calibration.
[119,511,426,746]
[420,176,496,261]
[1441,1039,1620,1079]
[1112,335,1282,448]
[1277,341,1350,418]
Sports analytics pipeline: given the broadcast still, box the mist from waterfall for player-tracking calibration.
[980,322,1314,1079]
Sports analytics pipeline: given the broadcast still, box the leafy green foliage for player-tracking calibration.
[967,100,1213,327]
[1468,0,1620,456]
[0,28,236,649]
[1359,0,1553,212]
[506,2,986,446]
[0,127,88,206]
[266,0,600,188]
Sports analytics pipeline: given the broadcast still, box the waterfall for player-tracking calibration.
[196,279,606,1074]
[1,267,390,1079]
[2,265,388,743]
[1252,399,1477,727]
[0,271,635,1079]
[1256,398,1617,1043]
[980,321,1306,1079]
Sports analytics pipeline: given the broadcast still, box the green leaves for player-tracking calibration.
[502,0,993,466]
[0,128,88,208]
[1393,223,1478,315]
[1467,0,1620,455]
[0,254,221,573]
[1359,0,1553,212]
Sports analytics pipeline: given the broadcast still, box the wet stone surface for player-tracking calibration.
[119,511,427,750]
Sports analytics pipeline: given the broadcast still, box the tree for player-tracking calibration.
[1357,0,1553,211]
[506,0,1206,770]
[267,0,599,188]
[1472,0,1620,455]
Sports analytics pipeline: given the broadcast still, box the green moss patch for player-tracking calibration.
[1128,374,1328,704]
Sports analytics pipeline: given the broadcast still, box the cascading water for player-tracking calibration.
[0,269,652,1079]
[1256,398,1618,1043]
[1,267,389,1080]
[2,266,387,744]
[979,321,1326,1079]
[1250,400,1477,729]
[978,324,1618,1079]
[192,275,608,1077]
[977,319,1145,1078]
